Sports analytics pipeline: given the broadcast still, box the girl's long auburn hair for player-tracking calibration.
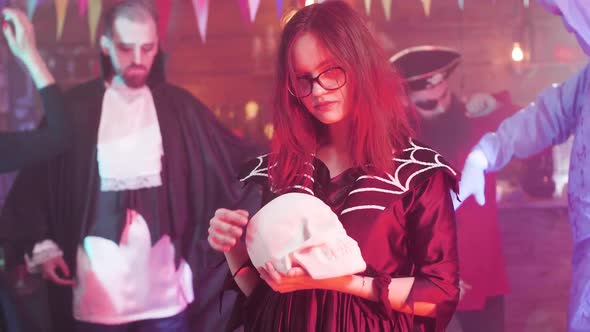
[270,0,415,190]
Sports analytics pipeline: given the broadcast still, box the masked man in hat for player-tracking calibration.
[391,46,513,332]
[0,1,262,331]
[458,0,590,331]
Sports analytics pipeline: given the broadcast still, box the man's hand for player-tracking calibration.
[455,150,488,209]
[2,8,54,88]
[41,256,75,286]
[465,93,498,118]
[2,8,39,64]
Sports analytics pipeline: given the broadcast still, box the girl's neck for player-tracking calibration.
[326,118,350,152]
[317,122,352,178]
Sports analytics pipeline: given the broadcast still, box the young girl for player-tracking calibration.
[208,1,460,331]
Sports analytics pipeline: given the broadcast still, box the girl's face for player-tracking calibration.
[289,33,350,125]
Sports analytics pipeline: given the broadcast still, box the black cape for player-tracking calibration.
[0,85,72,173]
[0,52,264,331]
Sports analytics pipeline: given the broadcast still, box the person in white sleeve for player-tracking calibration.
[458,1,590,331]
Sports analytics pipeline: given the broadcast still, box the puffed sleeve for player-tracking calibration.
[405,171,460,332]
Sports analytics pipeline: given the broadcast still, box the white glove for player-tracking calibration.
[465,93,498,118]
[455,149,488,210]
[459,279,472,301]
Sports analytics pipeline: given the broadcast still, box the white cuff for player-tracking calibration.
[24,239,63,273]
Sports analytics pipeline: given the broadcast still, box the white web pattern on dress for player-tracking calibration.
[341,139,456,215]
[239,154,272,182]
[239,155,315,195]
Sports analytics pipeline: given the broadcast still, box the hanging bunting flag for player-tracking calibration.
[458,0,464,10]
[364,0,371,15]
[382,0,392,20]
[381,0,392,20]
[276,0,283,19]
[237,0,250,24]
[248,0,261,22]
[0,0,6,9]
[79,0,88,17]
[523,0,529,7]
[88,0,101,45]
[421,0,431,17]
[27,0,39,19]
[192,0,209,42]
[155,0,173,47]
[55,0,68,39]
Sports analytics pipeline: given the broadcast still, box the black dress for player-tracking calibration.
[238,139,460,332]
[0,84,70,173]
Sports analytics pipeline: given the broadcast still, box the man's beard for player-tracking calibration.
[121,65,149,88]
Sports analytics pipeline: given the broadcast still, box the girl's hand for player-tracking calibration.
[259,261,325,293]
[208,208,249,252]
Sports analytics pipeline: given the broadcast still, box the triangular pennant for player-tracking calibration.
[27,0,39,19]
[523,0,529,7]
[421,0,431,17]
[88,0,101,45]
[155,0,173,47]
[458,0,464,10]
[364,0,371,15]
[0,0,7,9]
[237,0,250,24]
[276,0,283,19]
[248,0,261,22]
[79,0,88,17]
[382,0,392,20]
[192,0,209,43]
[55,0,68,39]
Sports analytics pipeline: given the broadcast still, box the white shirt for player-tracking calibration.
[73,212,194,324]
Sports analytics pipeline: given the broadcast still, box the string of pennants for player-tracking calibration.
[3,0,534,45]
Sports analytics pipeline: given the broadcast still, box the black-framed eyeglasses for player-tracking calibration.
[288,67,347,98]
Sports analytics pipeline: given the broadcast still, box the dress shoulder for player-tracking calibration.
[391,138,460,194]
[238,153,272,187]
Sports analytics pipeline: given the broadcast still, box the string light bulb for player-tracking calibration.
[511,42,524,62]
